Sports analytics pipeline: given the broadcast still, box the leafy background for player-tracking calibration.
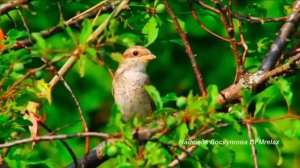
[1,0,300,167]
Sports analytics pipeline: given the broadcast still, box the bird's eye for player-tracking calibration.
[132,50,139,56]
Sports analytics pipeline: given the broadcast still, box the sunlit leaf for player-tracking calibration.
[142,17,158,47]
[145,85,163,110]
[32,33,47,49]
[162,92,177,103]
[80,19,93,45]
[35,79,52,104]
[270,78,293,107]
[65,26,78,45]
[176,123,188,146]
[207,85,219,111]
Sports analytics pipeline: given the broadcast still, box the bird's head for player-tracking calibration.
[119,46,156,71]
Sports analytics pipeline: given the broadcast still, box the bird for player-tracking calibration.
[112,46,156,122]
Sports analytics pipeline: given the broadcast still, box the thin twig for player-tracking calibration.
[213,0,244,82]
[8,0,121,51]
[218,52,300,105]
[163,0,207,96]
[52,66,90,161]
[246,123,258,168]
[16,8,32,43]
[49,0,129,89]
[244,114,300,124]
[197,0,286,23]
[0,132,110,149]
[236,19,248,64]
[189,0,231,42]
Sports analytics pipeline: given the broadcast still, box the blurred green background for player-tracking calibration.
[1,0,300,167]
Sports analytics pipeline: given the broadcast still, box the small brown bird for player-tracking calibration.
[112,46,156,122]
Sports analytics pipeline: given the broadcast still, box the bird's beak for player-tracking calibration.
[140,54,156,62]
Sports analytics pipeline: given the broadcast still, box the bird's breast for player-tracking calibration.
[112,70,152,121]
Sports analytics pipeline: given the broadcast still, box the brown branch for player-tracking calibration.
[259,0,300,71]
[16,8,32,43]
[0,0,32,15]
[236,19,248,64]
[9,0,121,51]
[197,0,220,14]
[49,0,129,89]
[51,64,90,160]
[189,0,231,42]
[213,0,245,82]
[246,123,258,168]
[244,114,300,124]
[197,0,286,23]
[67,125,165,168]
[218,52,300,105]
[232,14,286,23]
[163,0,207,96]
[0,132,111,149]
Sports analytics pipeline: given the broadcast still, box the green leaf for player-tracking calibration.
[80,19,93,44]
[65,26,78,45]
[230,104,246,119]
[162,92,177,104]
[77,54,87,77]
[240,89,252,108]
[210,113,241,133]
[118,33,142,47]
[154,107,176,115]
[270,78,293,107]
[207,85,219,110]
[142,17,158,47]
[276,144,283,166]
[257,37,272,53]
[85,47,97,59]
[169,39,183,46]
[34,79,52,104]
[31,33,47,49]
[253,98,267,117]
[176,123,188,146]
[7,29,27,39]
[176,96,186,108]
[145,85,163,110]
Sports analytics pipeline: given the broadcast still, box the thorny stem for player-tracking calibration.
[163,0,207,96]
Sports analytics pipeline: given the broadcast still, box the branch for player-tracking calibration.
[218,52,300,105]
[232,14,286,24]
[213,0,245,82]
[246,123,258,168]
[259,0,300,71]
[0,132,111,149]
[189,0,232,42]
[9,0,121,51]
[50,64,90,160]
[66,126,165,168]
[0,0,31,15]
[197,0,286,23]
[49,0,129,89]
[163,0,207,96]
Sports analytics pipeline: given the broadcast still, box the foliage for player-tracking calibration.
[0,0,300,167]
